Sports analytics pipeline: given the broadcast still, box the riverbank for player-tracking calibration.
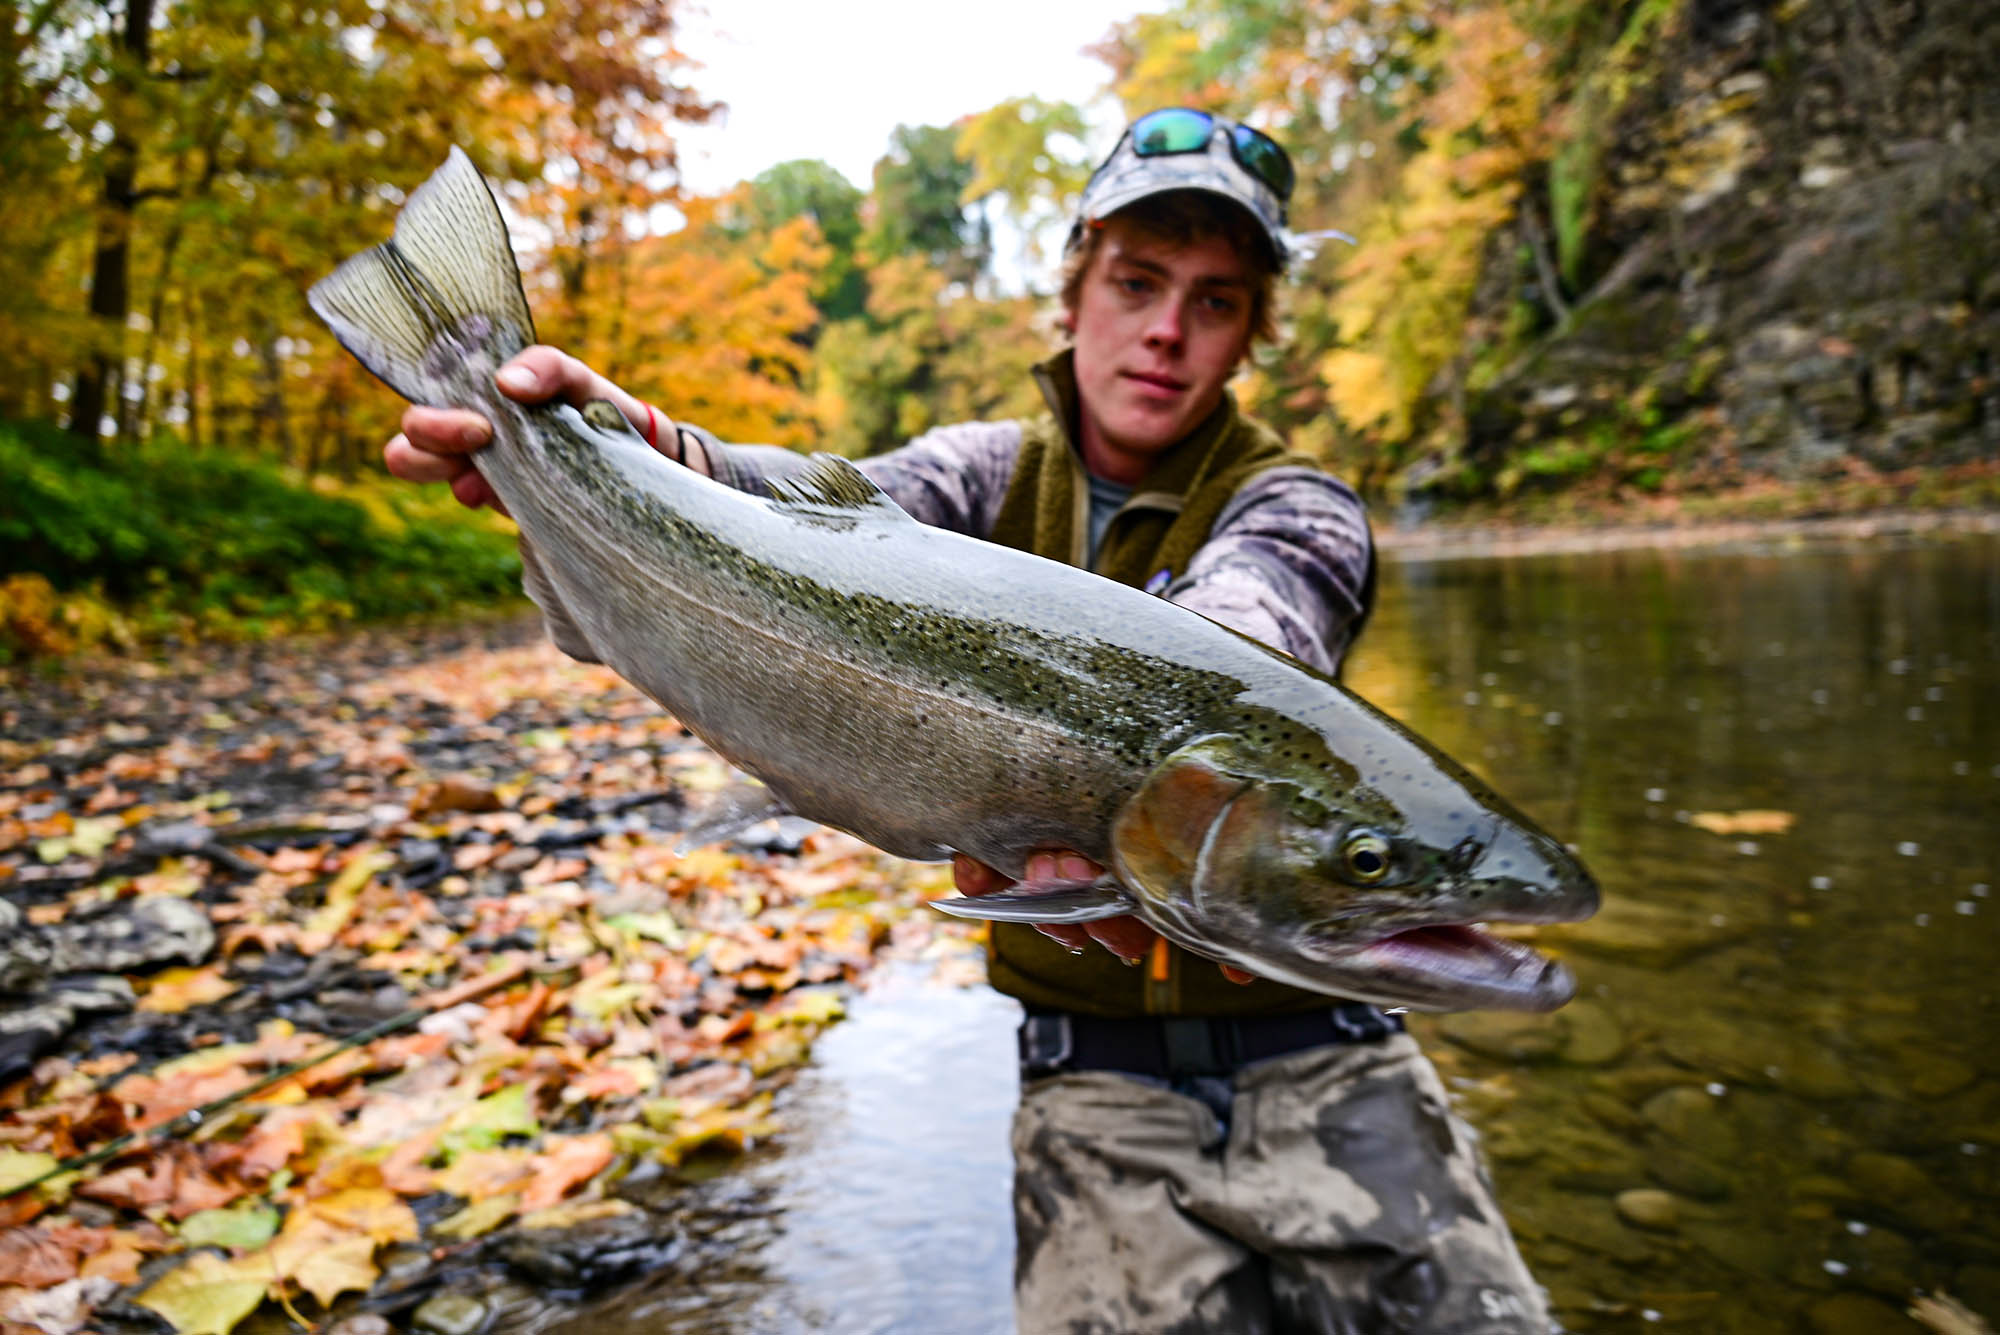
[1378,505,2000,562]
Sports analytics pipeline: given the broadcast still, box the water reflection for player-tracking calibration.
[1347,533,2000,1331]
[538,533,1998,1334]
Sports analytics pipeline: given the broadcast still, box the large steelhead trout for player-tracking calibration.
[310,148,1598,1012]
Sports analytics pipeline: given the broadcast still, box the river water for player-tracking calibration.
[535,530,2000,1334]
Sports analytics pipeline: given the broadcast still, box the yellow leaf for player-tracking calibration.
[431,1192,520,1242]
[302,1187,418,1245]
[514,1197,636,1232]
[0,1150,57,1194]
[1689,810,1796,836]
[281,1228,378,1308]
[135,1251,267,1335]
[139,965,239,1014]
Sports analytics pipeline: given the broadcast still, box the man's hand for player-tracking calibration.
[383,346,687,514]
[951,851,1255,983]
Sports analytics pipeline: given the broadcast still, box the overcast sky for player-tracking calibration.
[670,0,1161,195]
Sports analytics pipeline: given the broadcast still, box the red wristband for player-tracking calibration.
[642,403,660,451]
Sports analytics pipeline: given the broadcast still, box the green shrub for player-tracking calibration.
[0,417,522,656]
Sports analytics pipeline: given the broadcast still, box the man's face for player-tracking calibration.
[1069,214,1256,480]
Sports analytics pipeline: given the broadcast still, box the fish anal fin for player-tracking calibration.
[675,776,791,854]
[766,454,913,521]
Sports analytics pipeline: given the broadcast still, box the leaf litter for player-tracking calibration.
[0,617,984,1333]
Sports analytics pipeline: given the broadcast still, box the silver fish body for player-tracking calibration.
[310,148,1599,1012]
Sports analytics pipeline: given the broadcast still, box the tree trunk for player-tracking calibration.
[67,0,158,450]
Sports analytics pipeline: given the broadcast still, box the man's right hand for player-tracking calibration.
[952,851,1255,983]
[383,346,685,514]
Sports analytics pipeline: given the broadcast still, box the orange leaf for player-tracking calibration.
[0,1226,80,1288]
[138,965,239,1014]
[517,1134,614,1213]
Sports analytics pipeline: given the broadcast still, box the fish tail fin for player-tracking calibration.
[307,146,536,403]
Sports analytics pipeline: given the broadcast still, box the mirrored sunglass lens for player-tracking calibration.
[1132,109,1215,156]
[1231,127,1294,197]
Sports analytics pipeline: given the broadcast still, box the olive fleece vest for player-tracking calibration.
[983,351,1336,1019]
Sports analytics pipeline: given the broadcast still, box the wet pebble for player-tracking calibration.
[1559,999,1627,1065]
[1546,894,1753,968]
[1646,1145,1735,1201]
[413,1292,489,1335]
[1895,1049,1979,1099]
[1803,1293,1907,1335]
[1615,1188,1681,1231]
[323,1319,392,1335]
[1642,1086,1741,1157]
[1438,1011,1565,1063]
[1955,1263,2000,1316]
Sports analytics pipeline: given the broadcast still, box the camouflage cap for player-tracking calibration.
[1067,113,1291,268]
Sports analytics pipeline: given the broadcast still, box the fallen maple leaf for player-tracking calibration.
[135,1250,267,1335]
[516,1132,614,1212]
[0,1225,80,1287]
[259,1211,380,1308]
[137,965,239,1015]
[411,776,504,817]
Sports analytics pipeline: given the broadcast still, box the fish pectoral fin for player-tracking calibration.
[674,775,791,853]
[765,454,916,524]
[929,879,1134,924]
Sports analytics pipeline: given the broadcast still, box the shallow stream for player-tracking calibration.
[523,530,2000,1334]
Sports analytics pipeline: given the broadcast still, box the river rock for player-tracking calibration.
[1646,1145,1735,1201]
[1580,1091,1647,1134]
[1437,1011,1565,1062]
[1894,1049,1979,1099]
[1954,1264,2000,1317]
[1541,891,1755,968]
[1804,1294,1908,1335]
[1848,1151,1970,1233]
[1615,1188,1681,1230]
[412,1292,489,1335]
[1560,1000,1627,1065]
[1642,1086,1741,1156]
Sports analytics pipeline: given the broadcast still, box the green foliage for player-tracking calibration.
[956,98,1093,262]
[860,124,991,288]
[0,418,521,655]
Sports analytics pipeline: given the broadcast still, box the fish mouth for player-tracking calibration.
[1343,922,1576,1012]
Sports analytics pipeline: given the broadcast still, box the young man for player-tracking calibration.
[388,108,1549,1333]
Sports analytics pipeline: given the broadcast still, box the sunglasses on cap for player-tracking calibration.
[1125,108,1296,202]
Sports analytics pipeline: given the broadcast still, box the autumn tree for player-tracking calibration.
[742,159,868,322]
[4,0,713,468]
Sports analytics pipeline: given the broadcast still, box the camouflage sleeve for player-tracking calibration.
[1163,466,1374,676]
[696,422,1022,537]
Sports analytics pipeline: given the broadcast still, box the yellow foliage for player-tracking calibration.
[0,573,131,659]
[1317,5,1549,454]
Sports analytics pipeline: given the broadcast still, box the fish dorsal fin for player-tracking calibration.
[766,454,914,522]
[307,146,535,404]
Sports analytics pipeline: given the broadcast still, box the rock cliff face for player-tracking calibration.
[1459,0,2000,497]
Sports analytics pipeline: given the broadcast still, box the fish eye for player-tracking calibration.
[1342,830,1392,884]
